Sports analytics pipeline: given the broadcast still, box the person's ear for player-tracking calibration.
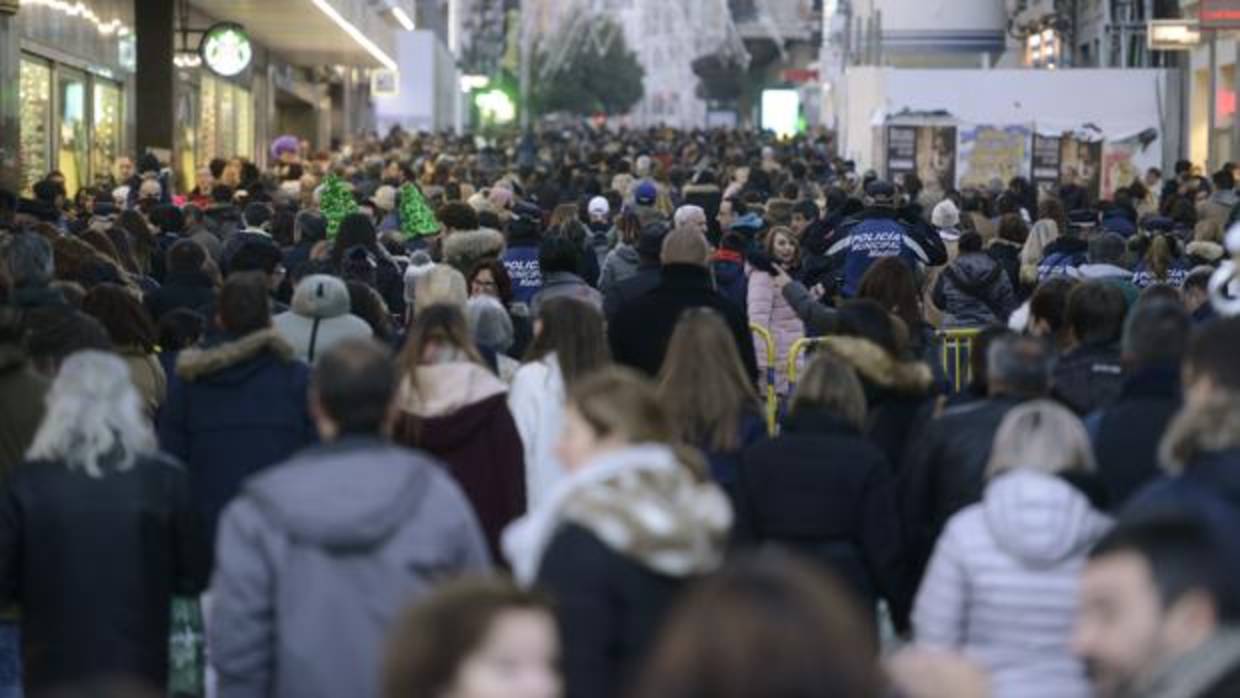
[1163,590,1219,655]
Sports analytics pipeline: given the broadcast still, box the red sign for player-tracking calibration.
[1202,0,1240,29]
[781,68,820,84]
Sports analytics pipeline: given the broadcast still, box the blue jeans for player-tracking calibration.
[0,622,21,698]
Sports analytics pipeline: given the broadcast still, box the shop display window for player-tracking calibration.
[57,69,89,197]
[91,80,122,189]
[19,58,52,195]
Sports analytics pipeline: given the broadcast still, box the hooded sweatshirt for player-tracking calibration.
[914,470,1111,698]
[272,275,373,364]
[209,438,491,698]
[932,251,1018,327]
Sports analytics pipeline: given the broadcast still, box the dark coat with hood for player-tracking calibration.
[1087,361,1181,509]
[900,395,1028,587]
[733,409,912,631]
[932,251,1018,327]
[0,452,208,692]
[158,329,316,544]
[209,437,491,698]
[392,362,526,561]
[1053,340,1125,415]
[143,270,216,321]
[609,264,759,381]
[817,335,935,472]
[0,343,48,479]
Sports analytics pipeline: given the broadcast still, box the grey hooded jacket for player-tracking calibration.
[931,252,1018,328]
[209,438,491,698]
[272,274,373,363]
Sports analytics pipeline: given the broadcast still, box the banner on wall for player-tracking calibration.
[916,126,957,202]
[956,125,1031,190]
[1059,137,1104,203]
[886,126,917,178]
[1031,134,1062,196]
[1101,141,1140,201]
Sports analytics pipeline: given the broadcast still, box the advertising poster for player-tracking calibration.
[886,126,917,180]
[1059,137,1103,204]
[1031,134,1062,196]
[916,126,957,201]
[1101,141,1139,201]
[956,125,1031,190]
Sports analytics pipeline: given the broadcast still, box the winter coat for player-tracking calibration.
[0,452,209,692]
[1077,263,1140,306]
[710,249,749,313]
[781,280,838,336]
[503,444,731,698]
[158,329,317,544]
[602,263,660,320]
[272,275,373,364]
[734,409,911,631]
[530,271,603,319]
[827,209,948,297]
[987,239,1023,297]
[502,242,542,306]
[610,264,759,381]
[392,362,526,562]
[913,470,1110,698]
[1197,189,1239,229]
[0,344,48,479]
[1130,630,1240,698]
[747,268,805,395]
[931,252,1018,327]
[1087,361,1180,509]
[900,395,1028,587]
[442,228,505,276]
[599,244,642,301]
[586,224,614,271]
[1132,258,1191,289]
[143,270,216,321]
[1037,236,1089,281]
[508,355,567,510]
[1053,341,1124,415]
[209,437,491,698]
[700,408,768,491]
[820,335,935,472]
[121,347,167,417]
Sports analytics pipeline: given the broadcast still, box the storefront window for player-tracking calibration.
[91,80,122,189]
[199,75,219,165]
[19,58,52,195]
[177,87,199,196]
[235,86,254,160]
[57,69,90,197]
[218,81,237,159]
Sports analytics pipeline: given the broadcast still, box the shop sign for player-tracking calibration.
[1201,0,1240,30]
[200,22,253,77]
[1148,19,1201,50]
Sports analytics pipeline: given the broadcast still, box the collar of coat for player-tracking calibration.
[1136,627,1240,698]
[175,328,294,382]
[818,335,933,395]
[442,228,505,267]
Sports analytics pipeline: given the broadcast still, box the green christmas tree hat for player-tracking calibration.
[320,173,358,238]
[400,183,441,238]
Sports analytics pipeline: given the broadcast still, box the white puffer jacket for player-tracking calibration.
[913,470,1111,698]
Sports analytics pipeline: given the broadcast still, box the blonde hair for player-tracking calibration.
[414,264,468,316]
[985,400,1095,479]
[789,352,867,431]
[26,351,156,477]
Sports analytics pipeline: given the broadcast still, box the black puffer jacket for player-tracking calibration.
[733,409,912,632]
[1053,341,1124,415]
[0,453,209,691]
[899,395,1028,587]
[931,251,1017,327]
[1089,362,1181,509]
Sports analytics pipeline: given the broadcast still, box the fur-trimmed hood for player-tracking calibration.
[1187,240,1225,264]
[442,228,505,271]
[176,329,295,382]
[818,335,934,394]
[1160,391,1240,473]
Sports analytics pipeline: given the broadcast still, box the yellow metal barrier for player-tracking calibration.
[785,336,829,398]
[937,328,981,393]
[749,324,779,435]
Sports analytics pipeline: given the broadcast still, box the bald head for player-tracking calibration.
[661,226,711,267]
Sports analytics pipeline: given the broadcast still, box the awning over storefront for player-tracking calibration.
[189,0,397,70]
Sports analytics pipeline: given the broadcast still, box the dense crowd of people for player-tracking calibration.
[0,124,1239,698]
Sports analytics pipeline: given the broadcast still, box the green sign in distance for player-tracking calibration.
[200,22,252,77]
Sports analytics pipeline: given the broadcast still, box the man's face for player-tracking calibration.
[790,212,809,237]
[685,211,707,237]
[1073,553,1171,698]
[116,158,133,182]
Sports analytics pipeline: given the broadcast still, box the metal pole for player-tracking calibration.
[1209,29,1218,172]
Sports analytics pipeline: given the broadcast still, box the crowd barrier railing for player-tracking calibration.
[785,336,828,399]
[938,328,981,394]
[749,324,778,435]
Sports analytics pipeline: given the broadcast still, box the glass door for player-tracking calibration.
[91,79,123,189]
[56,67,90,197]
[19,57,52,195]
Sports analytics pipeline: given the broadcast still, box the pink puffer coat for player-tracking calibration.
[747,268,806,397]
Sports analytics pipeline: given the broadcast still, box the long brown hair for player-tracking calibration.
[383,578,555,698]
[763,226,801,270]
[857,256,922,336]
[523,296,610,388]
[657,308,761,452]
[398,303,483,380]
[1145,234,1175,281]
[81,283,157,353]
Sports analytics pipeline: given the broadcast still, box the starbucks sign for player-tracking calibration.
[200,22,252,77]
